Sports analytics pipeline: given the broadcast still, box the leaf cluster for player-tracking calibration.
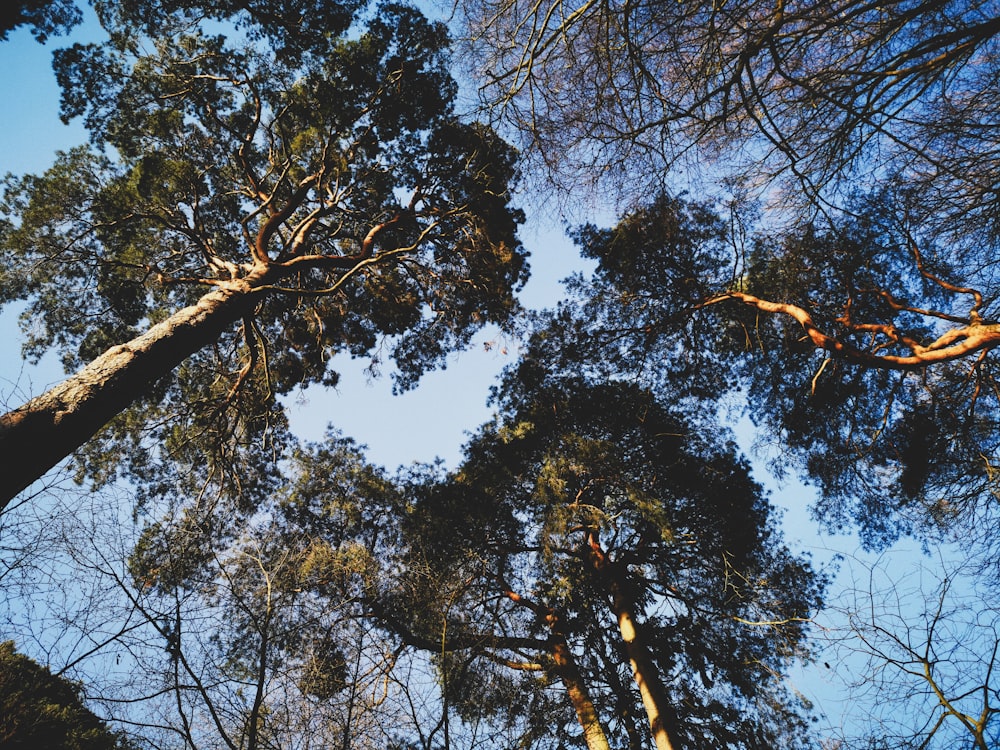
[0,641,130,750]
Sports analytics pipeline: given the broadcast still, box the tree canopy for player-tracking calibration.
[2,1,996,748]
[465,0,1000,221]
[455,0,1000,542]
[0,641,128,750]
[393,366,823,748]
[0,0,527,506]
[104,352,823,748]
[0,0,80,41]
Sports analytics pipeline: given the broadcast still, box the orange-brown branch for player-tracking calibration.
[499,579,611,750]
[705,291,1000,370]
[253,174,319,263]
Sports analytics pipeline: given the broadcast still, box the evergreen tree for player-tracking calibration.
[0,0,527,507]
[391,361,824,748]
[559,192,1000,546]
[0,640,129,750]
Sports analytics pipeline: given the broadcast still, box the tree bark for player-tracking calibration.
[548,629,612,750]
[501,582,612,750]
[0,274,267,509]
[585,534,678,750]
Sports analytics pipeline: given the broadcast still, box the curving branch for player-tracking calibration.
[704,291,1000,370]
[253,173,320,264]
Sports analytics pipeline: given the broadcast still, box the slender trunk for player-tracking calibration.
[549,633,612,750]
[585,534,678,750]
[501,580,612,750]
[0,275,266,508]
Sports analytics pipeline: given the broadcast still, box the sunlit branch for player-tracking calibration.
[704,291,1000,370]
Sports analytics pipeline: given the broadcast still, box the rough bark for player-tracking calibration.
[585,534,678,750]
[0,273,270,509]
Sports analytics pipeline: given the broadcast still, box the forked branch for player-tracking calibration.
[704,291,1000,370]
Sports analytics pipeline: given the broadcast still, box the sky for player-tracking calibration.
[0,6,976,746]
[0,6,590,471]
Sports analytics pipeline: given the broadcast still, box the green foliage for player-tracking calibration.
[392,356,824,747]
[539,193,738,405]
[557,192,1000,549]
[93,0,365,58]
[0,0,81,41]
[0,0,527,506]
[731,193,1000,546]
[0,641,126,750]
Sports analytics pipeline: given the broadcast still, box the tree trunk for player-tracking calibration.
[502,581,612,750]
[549,632,612,750]
[585,534,678,750]
[613,592,676,750]
[0,276,265,509]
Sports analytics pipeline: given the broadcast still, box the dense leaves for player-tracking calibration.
[390,358,824,747]
[551,193,1000,549]
[0,641,127,750]
[457,0,1000,551]
[0,0,81,41]
[4,3,984,749]
[0,0,527,505]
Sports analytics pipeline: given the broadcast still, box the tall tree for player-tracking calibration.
[0,0,527,508]
[393,366,824,748]
[551,192,1000,546]
[388,471,610,749]
[457,0,1000,538]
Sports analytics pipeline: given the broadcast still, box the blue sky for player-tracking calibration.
[0,7,977,746]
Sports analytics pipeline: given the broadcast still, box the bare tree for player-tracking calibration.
[462,0,1000,218]
[822,551,1000,749]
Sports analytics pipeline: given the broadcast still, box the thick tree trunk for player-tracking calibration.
[585,535,678,750]
[0,277,263,509]
[612,592,676,750]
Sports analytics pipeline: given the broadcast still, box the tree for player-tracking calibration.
[43,434,421,750]
[0,640,128,749]
[390,358,824,748]
[821,552,1000,749]
[63,430,556,750]
[543,191,1000,547]
[454,0,1000,540]
[463,0,1000,225]
[387,471,609,749]
[117,438,403,750]
[0,0,527,508]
